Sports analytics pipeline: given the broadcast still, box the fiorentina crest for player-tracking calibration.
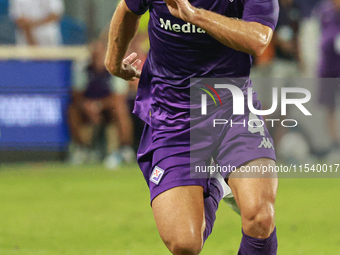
[150,166,165,185]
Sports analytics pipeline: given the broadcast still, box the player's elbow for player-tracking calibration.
[251,37,271,57]
[105,58,119,76]
[105,62,115,75]
[251,45,267,57]
[249,25,273,57]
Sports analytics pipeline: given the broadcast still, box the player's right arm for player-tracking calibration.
[164,0,279,57]
[105,0,142,81]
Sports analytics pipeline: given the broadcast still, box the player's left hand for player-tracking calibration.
[164,0,196,22]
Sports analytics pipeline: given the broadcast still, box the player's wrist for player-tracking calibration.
[112,63,133,81]
[105,57,122,76]
[183,4,199,23]
[114,65,127,79]
[189,7,203,26]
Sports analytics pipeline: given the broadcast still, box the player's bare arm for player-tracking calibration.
[164,0,273,57]
[105,0,142,80]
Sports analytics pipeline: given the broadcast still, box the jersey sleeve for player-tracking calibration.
[242,0,279,31]
[124,0,149,15]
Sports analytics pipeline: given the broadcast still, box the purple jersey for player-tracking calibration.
[317,1,340,78]
[125,0,279,129]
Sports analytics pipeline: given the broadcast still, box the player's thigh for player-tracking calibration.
[152,185,205,251]
[228,158,278,209]
[228,158,278,234]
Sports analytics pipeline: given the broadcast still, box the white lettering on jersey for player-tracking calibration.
[159,18,206,34]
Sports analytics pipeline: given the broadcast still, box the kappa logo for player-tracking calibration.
[150,166,165,185]
[258,137,274,149]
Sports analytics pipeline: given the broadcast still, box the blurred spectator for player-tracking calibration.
[257,0,302,147]
[296,0,322,18]
[272,0,301,79]
[317,0,340,157]
[252,0,302,85]
[68,40,135,168]
[9,0,64,46]
[297,0,323,77]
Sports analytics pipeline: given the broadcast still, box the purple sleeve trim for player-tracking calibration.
[124,0,149,15]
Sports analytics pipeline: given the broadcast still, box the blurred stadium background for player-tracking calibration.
[0,0,339,254]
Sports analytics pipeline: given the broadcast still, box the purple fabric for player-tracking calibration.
[190,92,276,180]
[243,0,280,31]
[137,94,276,202]
[124,0,279,130]
[203,177,225,242]
[125,0,149,15]
[238,227,278,255]
[137,124,209,202]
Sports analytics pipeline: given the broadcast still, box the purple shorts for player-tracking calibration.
[137,95,276,202]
